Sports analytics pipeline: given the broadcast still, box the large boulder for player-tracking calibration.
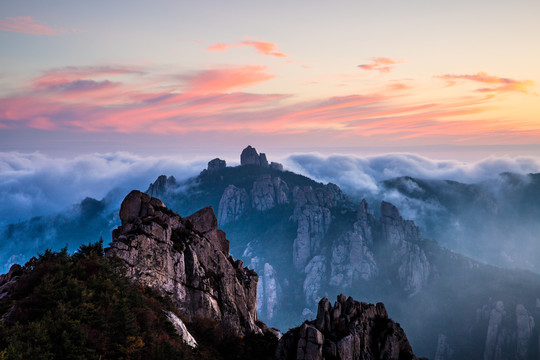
[241,145,261,166]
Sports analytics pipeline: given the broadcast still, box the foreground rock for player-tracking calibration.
[106,190,262,336]
[276,294,417,360]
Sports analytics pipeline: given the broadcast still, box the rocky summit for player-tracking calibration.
[106,190,262,336]
[276,294,417,360]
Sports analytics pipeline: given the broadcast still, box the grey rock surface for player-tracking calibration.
[251,175,277,211]
[380,201,430,293]
[330,221,378,287]
[241,145,261,166]
[218,185,249,225]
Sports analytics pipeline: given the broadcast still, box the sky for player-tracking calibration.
[0,0,539,161]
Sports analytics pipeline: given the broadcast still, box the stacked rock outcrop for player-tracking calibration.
[276,294,418,360]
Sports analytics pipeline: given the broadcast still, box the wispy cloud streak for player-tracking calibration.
[207,39,288,58]
[439,72,535,94]
[358,57,402,73]
[0,16,62,35]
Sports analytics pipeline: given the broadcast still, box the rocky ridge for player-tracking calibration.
[148,147,432,325]
[104,189,419,359]
[276,294,417,360]
[106,190,262,336]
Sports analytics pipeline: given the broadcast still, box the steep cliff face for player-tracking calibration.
[479,300,536,360]
[276,295,417,360]
[379,201,430,294]
[106,190,262,336]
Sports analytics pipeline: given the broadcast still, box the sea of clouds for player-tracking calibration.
[0,152,206,226]
[284,152,540,196]
[2,151,540,226]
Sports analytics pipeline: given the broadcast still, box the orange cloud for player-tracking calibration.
[207,39,288,58]
[439,72,535,94]
[186,66,274,93]
[358,57,402,73]
[0,16,62,35]
[207,43,232,52]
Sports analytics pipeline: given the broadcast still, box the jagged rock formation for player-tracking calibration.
[480,300,535,360]
[257,262,281,320]
[251,175,278,211]
[380,202,430,294]
[218,185,249,225]
[106,190,262,336]
[292,185,340,271]
[218,175,290,224]
[330,221,378,287]
[276,294,418,360]
[147,175,177,198]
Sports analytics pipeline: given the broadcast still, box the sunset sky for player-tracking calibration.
[1,0,539,160]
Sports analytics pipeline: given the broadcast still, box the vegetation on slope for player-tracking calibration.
[0,242,277,360]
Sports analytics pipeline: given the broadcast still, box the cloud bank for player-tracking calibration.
[285,152,540,195]
[3,150,540,229]
[0,152,206,226]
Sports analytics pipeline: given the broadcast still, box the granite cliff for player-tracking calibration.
[106,190,262,336]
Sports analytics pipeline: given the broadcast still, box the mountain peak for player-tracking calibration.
[277,294,417,360]
[240,145,283,170]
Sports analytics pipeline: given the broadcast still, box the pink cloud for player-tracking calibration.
[207,39,288,58]
[439,72,535,94]
[0,16,62,35]
[207,43,232,52]
[358,57,402,73]
[186,66,274,93]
